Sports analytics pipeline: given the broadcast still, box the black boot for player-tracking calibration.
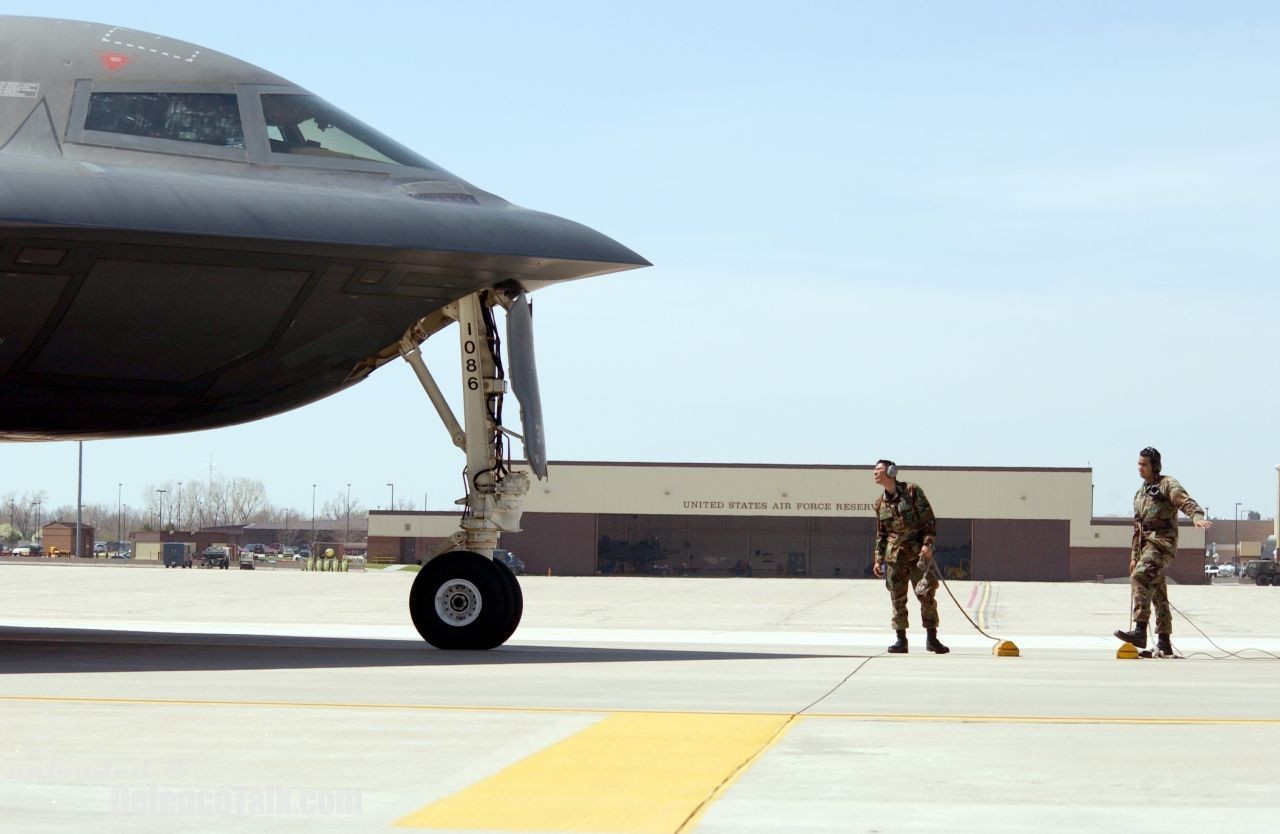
[887,630,908,653]
[1156,633,1173,656]
[1113,621,1148,648]
[926,628,950,654]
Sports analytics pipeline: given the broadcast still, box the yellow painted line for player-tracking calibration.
[0,695,773,719]
[802,712,1280,726]
[395,712,793,833]
[976,581,991,631]
[6,695,1280,726]
[0,694,592,714]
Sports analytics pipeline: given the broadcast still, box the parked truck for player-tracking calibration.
[162,542,194,569]
[200,545,232,569]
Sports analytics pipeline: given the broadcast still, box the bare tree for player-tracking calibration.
[320,492,365,525]
[226,478,267,524]
[2,490,49,540]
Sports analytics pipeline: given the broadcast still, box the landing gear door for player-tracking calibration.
[505,290,547,479]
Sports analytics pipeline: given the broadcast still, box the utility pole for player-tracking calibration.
[311,483,316,546]
[345,483,351,545]
[156,489,167,531]
[117,483,123,552]
[387,483,394,511]
[177,482,183,531]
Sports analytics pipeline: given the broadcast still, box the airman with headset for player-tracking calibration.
[872,460,949,654]
[1114,447,1211,657]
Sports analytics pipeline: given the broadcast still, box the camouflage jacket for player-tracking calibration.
[1131,475,1205,559]
[874,481,937,563]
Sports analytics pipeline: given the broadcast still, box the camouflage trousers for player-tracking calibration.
[885,556,939,630]
[1132,538,1174,635]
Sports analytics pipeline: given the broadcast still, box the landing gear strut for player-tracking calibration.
[398,289,542,649]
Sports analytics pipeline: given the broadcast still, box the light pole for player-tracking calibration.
[345,483,351,545]
[1274,464,1280,560]
[156,489,167,531]
[1235,502,1242,567]
[32,499,42,541]
[311,483,317,545]
[177,482,183,531]
[117,483,122,553]
[387,483,394,511]
[75,441,83,557]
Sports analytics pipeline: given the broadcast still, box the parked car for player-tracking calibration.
[245,543,266,555]
[238,550,255,570]
[1216,564,1236,578]
[12,543,44,557]
[93,542,108,555]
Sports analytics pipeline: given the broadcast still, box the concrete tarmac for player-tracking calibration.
[1,562,1278,833]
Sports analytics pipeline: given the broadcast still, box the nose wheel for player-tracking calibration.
[409,551,523,649]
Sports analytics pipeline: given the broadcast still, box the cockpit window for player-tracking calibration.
[261,94,429,167]
[84,93,245,148]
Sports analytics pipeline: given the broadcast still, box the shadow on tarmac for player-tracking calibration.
[0,627,862,674]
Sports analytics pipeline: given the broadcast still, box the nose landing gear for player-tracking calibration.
[399,289,540,649]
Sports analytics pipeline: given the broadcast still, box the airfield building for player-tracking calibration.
[369,462,1207,583]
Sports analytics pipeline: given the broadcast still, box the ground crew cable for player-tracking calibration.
[1167,598,1280,661]
[1117,572,1278,660]
[927,561,1019,656]
[673,653,881,834]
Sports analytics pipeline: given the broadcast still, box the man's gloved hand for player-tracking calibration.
[915,560,933,595]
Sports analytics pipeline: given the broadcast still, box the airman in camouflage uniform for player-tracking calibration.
[1114,447,1211,657]
[872,460,949,654]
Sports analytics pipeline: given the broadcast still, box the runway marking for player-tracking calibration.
[976,581,992,631]
[4,696,1280,726]
[801,712,1280,726]
[394,712,793,832]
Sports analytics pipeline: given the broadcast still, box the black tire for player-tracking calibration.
[409,551,515,650]
[492,557,525,642]
[1257,575,1270,586]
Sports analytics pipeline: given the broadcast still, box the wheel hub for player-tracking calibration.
[435,579,482,626]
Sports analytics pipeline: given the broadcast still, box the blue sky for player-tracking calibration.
[3,2,1278,521]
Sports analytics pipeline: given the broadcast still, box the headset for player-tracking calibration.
[877,459,898,479]
[1140,447,1162,476]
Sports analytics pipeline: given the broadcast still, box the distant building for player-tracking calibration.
[40,521,94,557]
[1204,518,1276,563]
[369,461,1208,583]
